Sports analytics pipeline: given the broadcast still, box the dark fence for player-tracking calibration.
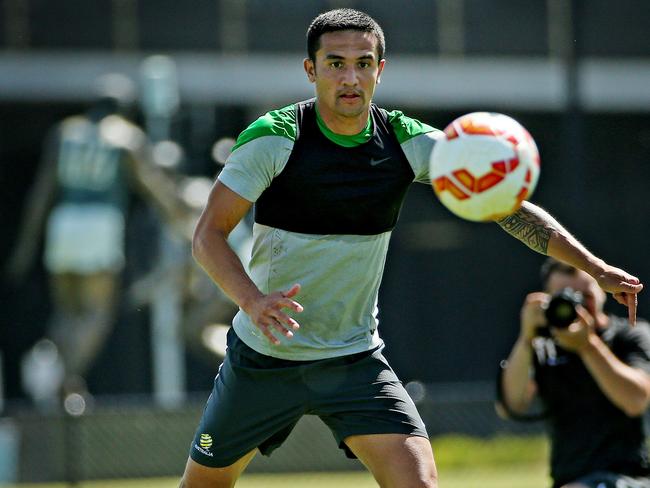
[2,382,543,483]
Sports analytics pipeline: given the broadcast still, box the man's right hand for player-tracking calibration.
[520,292,549,343]
[244,283,303,345]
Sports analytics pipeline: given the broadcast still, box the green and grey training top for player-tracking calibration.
[54,115,137,213]
[219,99,442,360]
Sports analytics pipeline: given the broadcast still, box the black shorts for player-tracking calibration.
[189,328,428,467]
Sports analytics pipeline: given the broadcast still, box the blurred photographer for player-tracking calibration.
[498,258,650,488]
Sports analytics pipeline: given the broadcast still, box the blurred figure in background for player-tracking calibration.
[171,137,253,366]
[6,73,183,409]
[127,136,253,368]
[498,258,650,488]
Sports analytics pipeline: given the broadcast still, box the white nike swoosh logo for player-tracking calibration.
[370,157,391,166]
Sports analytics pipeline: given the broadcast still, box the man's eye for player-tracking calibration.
[330,61,343,68]
[358,62,370,68]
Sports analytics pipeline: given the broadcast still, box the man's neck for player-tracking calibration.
[315,101,370,135]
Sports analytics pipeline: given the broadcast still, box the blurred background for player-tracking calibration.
[0,0,649,485]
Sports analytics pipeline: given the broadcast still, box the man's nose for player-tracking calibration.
[340,66,359,85]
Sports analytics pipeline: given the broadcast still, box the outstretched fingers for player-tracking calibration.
[612,282,643,325]
[253,283,303,344]
[258,314,299,345]
[628,293,638,325]
[600,266,643,326]
[258,321,282,345]
[613,292,637,325]
[269,309,300,334]
[282,283,303,302]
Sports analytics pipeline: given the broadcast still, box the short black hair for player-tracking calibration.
[540,257,578,290]
[306,8,385,62]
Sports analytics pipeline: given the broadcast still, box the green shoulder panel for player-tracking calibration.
[386,109,436,144]
[232,103,297,151]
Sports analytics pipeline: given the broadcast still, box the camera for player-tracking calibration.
[537,287,583,335]
[545,287,583,328]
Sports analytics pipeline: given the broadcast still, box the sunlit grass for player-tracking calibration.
[2,435,551,488]
[1,465,550,488]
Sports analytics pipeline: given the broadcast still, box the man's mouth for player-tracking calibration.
[339,92,361,100]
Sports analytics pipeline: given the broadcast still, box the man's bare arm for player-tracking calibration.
[497,201,643,322]
[496,201,553,254]
[192,181,302,344]
[5,128,60,282]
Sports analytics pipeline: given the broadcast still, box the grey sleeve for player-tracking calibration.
[217,136,294,202]
[400,130,445,184]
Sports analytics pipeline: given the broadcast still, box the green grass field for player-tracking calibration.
[2,466,550,488]
[2,435,551,487]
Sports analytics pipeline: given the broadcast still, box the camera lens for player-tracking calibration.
[543,287,583,329]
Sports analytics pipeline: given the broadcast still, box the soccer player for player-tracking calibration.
[498,259,650,488]
[181,9,643,487]
[7,73,184,405]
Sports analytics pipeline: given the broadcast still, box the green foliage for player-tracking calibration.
[431,434,549,469]
[439,465,549,488]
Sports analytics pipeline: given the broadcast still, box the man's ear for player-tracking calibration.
[304,58,316,83]
[376,59,386,85]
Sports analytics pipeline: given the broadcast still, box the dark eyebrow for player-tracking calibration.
[324,54,376,61]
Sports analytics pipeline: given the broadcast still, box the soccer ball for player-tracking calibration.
[429,112,540,222]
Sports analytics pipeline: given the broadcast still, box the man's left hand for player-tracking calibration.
[591,262,643,324]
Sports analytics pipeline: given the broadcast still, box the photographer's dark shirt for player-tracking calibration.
[532,316,650,487]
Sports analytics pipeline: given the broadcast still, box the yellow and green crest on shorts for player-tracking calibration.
[199,433,213,449]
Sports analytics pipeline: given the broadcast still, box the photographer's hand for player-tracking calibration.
[520,292,548,342]
[550,306,593,353]
[498,292,547,416]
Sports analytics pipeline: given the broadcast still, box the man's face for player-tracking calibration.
[546,270,607,317]
[304,29,385,121]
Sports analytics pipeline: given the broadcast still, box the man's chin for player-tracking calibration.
[335,102,366,118]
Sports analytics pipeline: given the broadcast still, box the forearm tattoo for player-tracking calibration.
[496,206,552,254]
